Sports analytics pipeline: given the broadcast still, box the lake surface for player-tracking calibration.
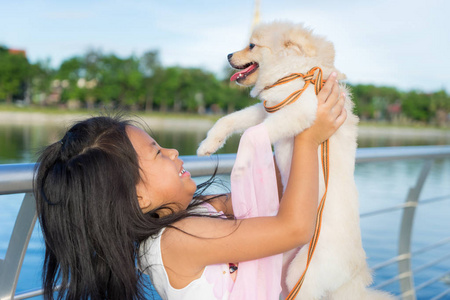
[1,123,450,299]
[1,122,450,160]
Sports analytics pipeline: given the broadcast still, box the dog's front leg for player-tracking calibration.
[197,103,266,156]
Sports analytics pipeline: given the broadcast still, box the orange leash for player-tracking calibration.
[286,140,329,300]
[263,66,324,113]
[262,67,329,299]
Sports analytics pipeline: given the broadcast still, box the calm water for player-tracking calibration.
[1,123,450,299]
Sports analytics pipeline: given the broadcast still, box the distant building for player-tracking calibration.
[8,48,26,57]
[387,102,402,122]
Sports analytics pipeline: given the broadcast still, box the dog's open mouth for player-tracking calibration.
[230,62,259,82]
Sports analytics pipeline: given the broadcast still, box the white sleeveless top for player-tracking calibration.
[139,206,235,299]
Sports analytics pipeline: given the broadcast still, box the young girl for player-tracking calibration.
[34,73,345,300]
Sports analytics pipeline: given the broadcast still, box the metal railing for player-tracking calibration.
[1,145,450,300]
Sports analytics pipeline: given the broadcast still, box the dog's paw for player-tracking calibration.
[197,137,224,156]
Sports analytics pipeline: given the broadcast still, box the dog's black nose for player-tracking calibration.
[227,53,233,60]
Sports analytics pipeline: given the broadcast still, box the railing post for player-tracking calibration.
[0,193,37,300]
[398,159,433,300]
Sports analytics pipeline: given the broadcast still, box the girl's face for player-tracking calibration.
[126,126,197,215]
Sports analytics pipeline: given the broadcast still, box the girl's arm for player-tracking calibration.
[162,73,346,285]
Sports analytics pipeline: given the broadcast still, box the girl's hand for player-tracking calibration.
[297,72,347,146]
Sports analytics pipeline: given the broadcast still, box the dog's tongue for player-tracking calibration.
[230,63,257,81]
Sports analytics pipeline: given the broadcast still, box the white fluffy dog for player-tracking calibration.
[197,22,393,300]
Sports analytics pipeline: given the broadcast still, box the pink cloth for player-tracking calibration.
[229,123,283,300]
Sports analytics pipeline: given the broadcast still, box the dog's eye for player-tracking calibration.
[249,43,256,50]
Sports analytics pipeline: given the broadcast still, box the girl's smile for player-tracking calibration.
[126,125,197,214]
[179,168,190,177]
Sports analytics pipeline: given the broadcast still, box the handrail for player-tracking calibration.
[2,146,450,195]
[0,164,35,195]
[0,145,449,300]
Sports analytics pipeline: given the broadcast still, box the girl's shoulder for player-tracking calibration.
[197,193,232,216]
[164,201,226,237]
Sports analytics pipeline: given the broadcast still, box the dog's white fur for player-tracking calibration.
[197,22,394,300]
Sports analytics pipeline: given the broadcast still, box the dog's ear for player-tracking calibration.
[283,29,317,57]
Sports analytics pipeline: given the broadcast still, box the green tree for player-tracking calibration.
[30,59,55,105]
[430,90,450,112]
[140,50,162,112]
[55,51,145,109]
[96,54,143,108]
[350,84,401,120]
[0,46,30,103]
[401,91,431,122]
[56,56,84,103]
[178,68,224,112]
[429,90,450,126]
[153,67,180,112]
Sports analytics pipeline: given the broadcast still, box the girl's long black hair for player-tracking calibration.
[33,115,228,300]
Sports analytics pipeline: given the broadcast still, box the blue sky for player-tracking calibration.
[1,0,449,92]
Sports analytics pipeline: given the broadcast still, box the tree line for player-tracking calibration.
[1,46,449,126]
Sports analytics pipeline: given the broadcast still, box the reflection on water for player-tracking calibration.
[0,125,65,163]
[0,124,241,163]
[1,124,450,164]
[358,133,450,148]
